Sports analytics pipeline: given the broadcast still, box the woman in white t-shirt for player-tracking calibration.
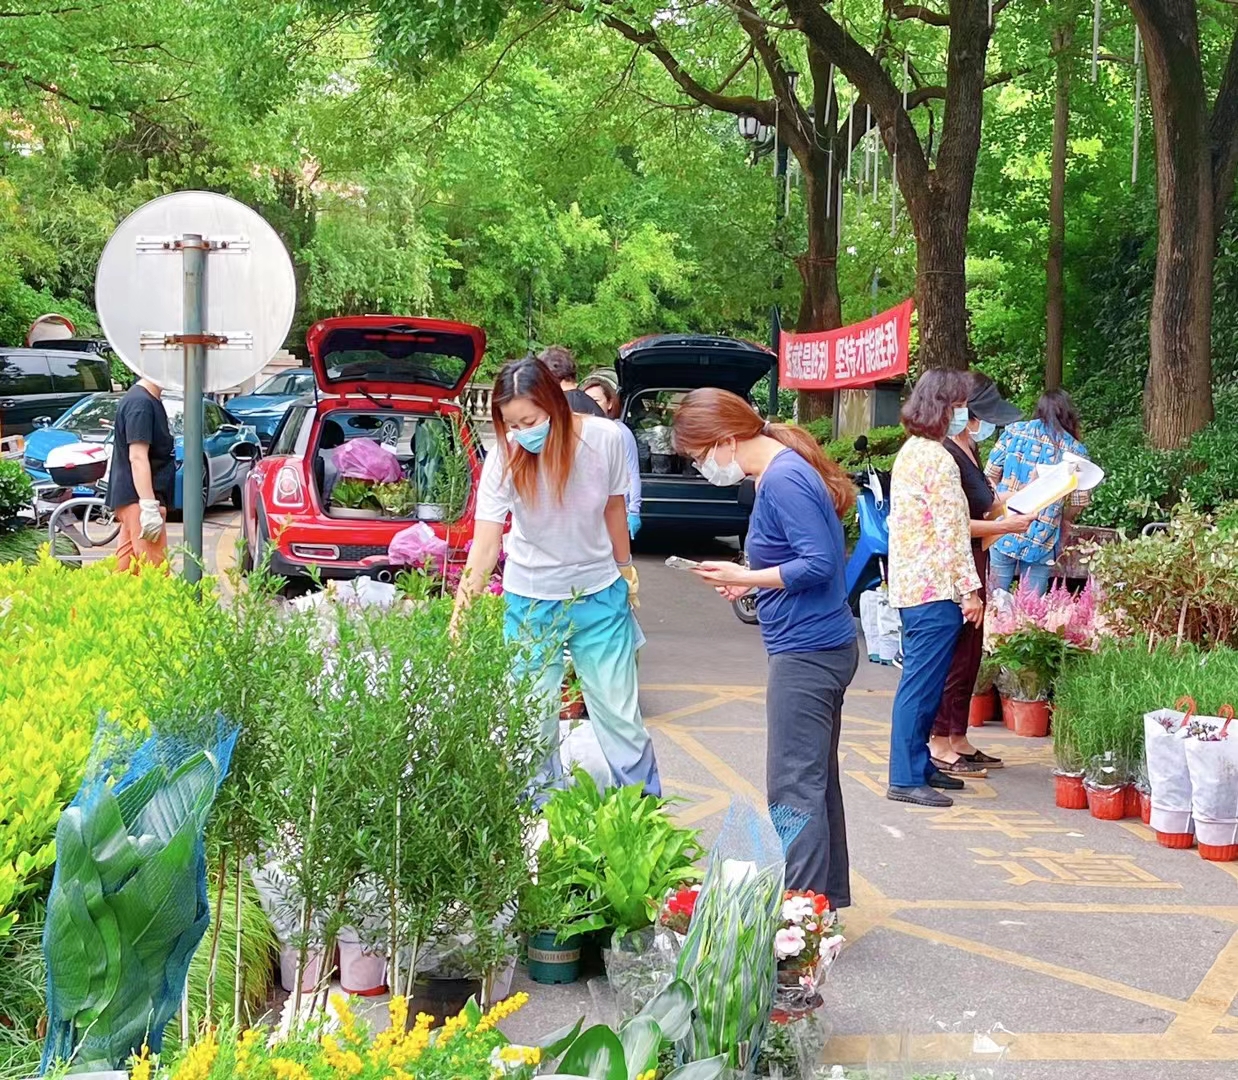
[452,357,660,796]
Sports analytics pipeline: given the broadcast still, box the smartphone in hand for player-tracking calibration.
[664,556,701,571]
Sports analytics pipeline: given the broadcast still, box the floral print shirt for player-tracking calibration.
[888,436,982,609]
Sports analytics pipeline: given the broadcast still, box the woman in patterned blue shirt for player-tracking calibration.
[984,389,1092,595]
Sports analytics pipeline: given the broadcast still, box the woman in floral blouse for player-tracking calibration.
[886,370,984,808]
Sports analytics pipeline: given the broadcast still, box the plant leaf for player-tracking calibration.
[664,1055,728,1080]
[535,1016,584,1058]
[636,977,692,1041]
[554,1024,626,1079]
[617,1015,660,1080]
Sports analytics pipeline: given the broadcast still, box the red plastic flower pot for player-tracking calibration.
[1086,784,1127,821]
[1125,785,1144,820]
[1155,830,1196,849]
[1139,789,1152,825]
[1006,698,1051,738]
[1199,844,1238,862]
[969,692,997,727]
[1054,772,1088,810]
[1000,696,1015,730]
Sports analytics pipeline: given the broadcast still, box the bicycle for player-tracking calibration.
[34,485,120,566]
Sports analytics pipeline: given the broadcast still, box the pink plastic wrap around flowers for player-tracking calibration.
[334,438,403,483]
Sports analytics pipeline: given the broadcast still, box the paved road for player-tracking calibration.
[132,518,1238,1076]
[502,531,1238,1080]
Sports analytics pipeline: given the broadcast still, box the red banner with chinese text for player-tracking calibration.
[778,298,914,390]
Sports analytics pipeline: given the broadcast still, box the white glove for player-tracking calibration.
[138,499,164,542]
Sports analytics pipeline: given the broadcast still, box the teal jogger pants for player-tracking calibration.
[504,577,661,797]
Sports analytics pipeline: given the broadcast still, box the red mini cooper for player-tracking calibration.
[233,315,486,582]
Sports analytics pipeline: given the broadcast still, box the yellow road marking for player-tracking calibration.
[825,1031,1238,1063]
[1165,927,1238,1039]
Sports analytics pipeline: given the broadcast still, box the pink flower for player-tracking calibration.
[775,926,807,960]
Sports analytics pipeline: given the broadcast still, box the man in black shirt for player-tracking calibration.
[107,376,176,571]
[538,344,605,417]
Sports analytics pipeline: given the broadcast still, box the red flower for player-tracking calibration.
[813,893,829,915]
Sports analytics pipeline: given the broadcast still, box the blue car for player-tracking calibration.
[23,391,260,511]
[224,369,316,445]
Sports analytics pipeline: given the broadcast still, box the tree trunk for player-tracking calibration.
[1045,23,1073,391]
[1129,0,1214,448]
[794,147,842,422]
[912,196,971,370]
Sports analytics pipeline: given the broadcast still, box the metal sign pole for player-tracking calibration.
[181,233,206,585]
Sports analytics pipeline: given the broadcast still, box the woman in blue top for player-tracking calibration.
[673,388,858,904]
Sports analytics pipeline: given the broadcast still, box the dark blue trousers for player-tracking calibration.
[888,600,964,788]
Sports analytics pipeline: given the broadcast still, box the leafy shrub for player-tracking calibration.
[1079,390,1238,532]
[0,459,32,521]
[1053,640,1238,776]
[1085,500,1238,649]
[0,555,215,936]
[807,423,907,473]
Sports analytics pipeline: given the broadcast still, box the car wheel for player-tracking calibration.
[202,459,211,513]
[231,485,243,509]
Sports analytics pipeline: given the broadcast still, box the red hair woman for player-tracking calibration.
[452,357,659,796]
[672,387,857,904]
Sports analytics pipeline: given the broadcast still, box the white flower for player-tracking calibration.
[775,925,807,959]
[780,896,815,925]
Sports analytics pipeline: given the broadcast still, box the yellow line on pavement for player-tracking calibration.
[885,915,1195,1020]
[1165,927,1238,1039]
[825,1031,1238,1063]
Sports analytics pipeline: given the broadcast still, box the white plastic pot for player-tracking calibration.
[486,955,518,1004]
[338,927,387,995]
[279,945,327,994]
[1144,709,1194,834]
[1184,709,1238,843]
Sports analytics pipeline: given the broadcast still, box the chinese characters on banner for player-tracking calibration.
[779,298,914,390]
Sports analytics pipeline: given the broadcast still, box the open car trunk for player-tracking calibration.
[312,411,474,523]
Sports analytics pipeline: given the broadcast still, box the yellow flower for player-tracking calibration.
[387,994,409,1033]
[234,1028,262,1076]
[171,1032,218,1080]
[269,1059,311,1080]
[328,993,360,1044]
[322,1034,364,1077]
[473,992,529,1034]
[636,1070,658,1080]
[438,1009,469,1043]
[128,1043,152,1080]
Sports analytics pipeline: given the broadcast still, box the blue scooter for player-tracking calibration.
[844,435,891,614]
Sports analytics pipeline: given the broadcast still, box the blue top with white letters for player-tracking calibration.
[745,449,855,655]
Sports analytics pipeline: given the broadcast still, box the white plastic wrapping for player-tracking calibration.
[559,718,613,790]
[859,590,882,661]
[1183,707,1238,844]
[1144,708,1193,835]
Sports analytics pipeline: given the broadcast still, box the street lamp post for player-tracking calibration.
[737,106,792,419]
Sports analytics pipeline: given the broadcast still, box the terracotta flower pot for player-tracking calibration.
[969,691,997,727]
[1155,829,1196,849]
[1054,772,1088,810]
[1125,785,1144,820]
[1199,844,1238,862]
[1086,784,1127,821]
[1004,697,1051,738]
[1139,789,1152,825]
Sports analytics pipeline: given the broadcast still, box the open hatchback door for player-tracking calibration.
[307,316,486,400]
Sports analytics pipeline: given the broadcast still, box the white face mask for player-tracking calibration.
[697,443,745,487]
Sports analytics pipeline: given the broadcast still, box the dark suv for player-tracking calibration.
[0,348,113,437]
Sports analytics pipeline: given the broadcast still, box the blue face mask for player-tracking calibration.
[947,407,970,437]
[973,419,996,442]
[510,418,550,454]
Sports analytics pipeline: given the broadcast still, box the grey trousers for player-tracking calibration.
[766,639,859,906]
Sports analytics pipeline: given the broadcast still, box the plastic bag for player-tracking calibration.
[334,438,402,483]
[559,718,613,791]
[389,521,449,566]
[875,595,901,663]
[1144,707,1193,835]
[604,926,682,1020]
[1183,705,1238,847]
[858,590,882,662]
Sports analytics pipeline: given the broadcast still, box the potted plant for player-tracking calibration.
[987,581,1101,738]
[516,843,586,985]
[1085,751,1130,820]
[372,478,417,518]
[416,416,472,523]
[330,476,384,518]
[970,659,999,727]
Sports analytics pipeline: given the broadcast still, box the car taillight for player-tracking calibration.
[272,465,305,508]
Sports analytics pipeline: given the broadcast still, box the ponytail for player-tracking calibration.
[764,422,856,518]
